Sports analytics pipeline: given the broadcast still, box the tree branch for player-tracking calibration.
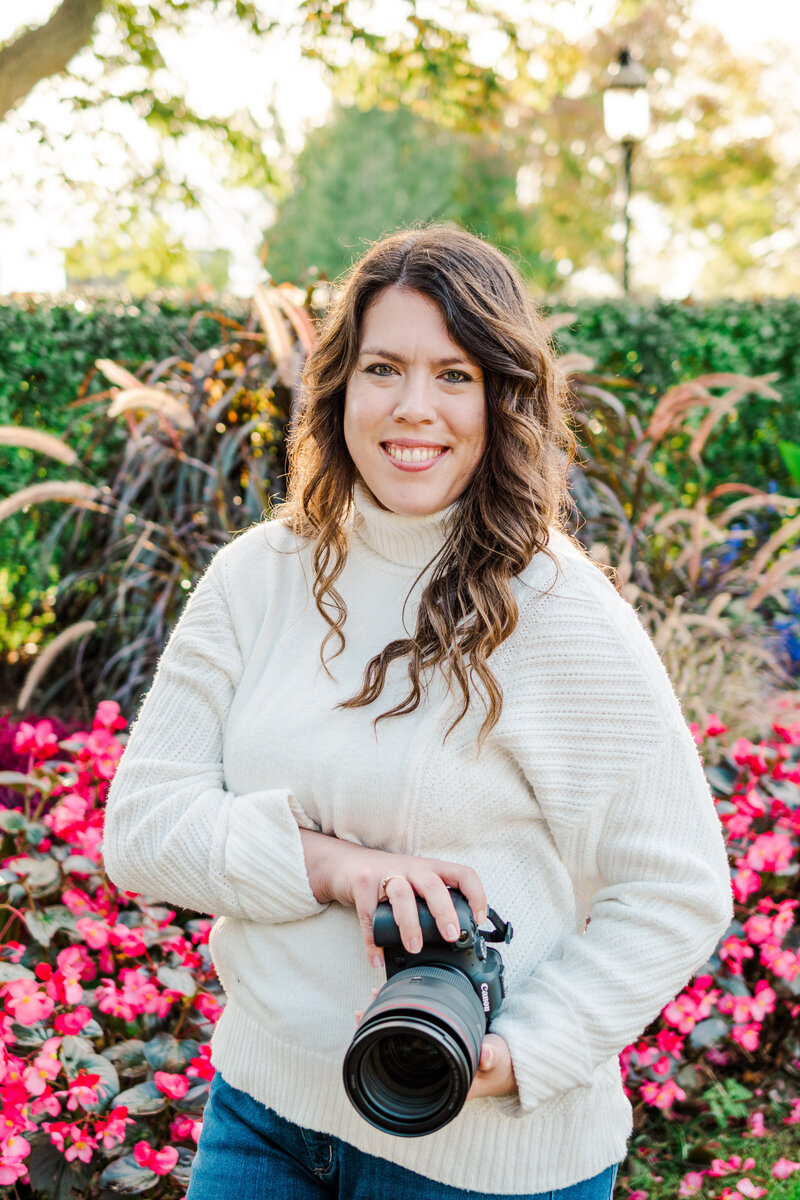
[0,0,106,121]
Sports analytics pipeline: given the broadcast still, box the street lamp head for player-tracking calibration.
[603,47,651,143]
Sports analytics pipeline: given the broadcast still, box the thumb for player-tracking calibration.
[480,1042,494,1070]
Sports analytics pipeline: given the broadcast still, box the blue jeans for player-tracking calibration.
[186,1071,620,1199]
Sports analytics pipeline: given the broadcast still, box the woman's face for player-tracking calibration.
[343,286,487,516]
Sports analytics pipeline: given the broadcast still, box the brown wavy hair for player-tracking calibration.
[274,224,580,746]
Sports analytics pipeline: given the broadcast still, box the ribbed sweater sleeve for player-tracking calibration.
[489,561,734,1114]
[101,547,327,924]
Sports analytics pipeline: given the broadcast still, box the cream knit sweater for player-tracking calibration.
[102,481,733,1194]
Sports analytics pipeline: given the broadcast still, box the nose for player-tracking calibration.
[391,372,436,424]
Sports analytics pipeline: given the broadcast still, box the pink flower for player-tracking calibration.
[772,1158,800,1179]
[640,1078,686,1110]
[134,1139,179,1175]
[746,1110,767,1137]
[187,1044,214,1081]
[731,868,761,903]
[93,701,127,732]
[3,978,55,1025]
[96,1105,135,1149]
[45,793,88,837]
[783,1098,800,1125]
[154,1071,190,1099]
[678,1171,706,1196]
[743,832,794,873]
[705,714,728,736]
[64,1124,97,1164]
[193,992,222,1023]
[13,719,59,759]
[736,1178,766,1198]
[170,1115,202,1144]
[731,1022,761,1051]
[53,1006,93,1035]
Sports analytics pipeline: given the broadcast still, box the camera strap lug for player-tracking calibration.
[481,908,513,944]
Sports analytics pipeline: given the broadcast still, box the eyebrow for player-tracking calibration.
[358,346,477,369]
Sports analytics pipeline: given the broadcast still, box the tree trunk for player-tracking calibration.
[0,0,106,121]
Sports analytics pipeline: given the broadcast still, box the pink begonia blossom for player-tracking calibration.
[772,1158,800,1179]
[731,1022,761,1051]
[97,1106,136,1149]
[2,978,55,1025]
[94,700,127,732]
[60,887,96,916]
[109,924,148,956]
[64,1072,102,1111]
[735,1178,766,1198]
[75,916,109,949]
[193,992,222,1023]
[783,1098,800,1125]
[12,718,59,759]
[64,1124,97,1164]
[717,981,775,1026]
[134,1139,179,1174]
[662,977,719,1034]
[53,1005,93,1035]
[639,1078,686,1110]
[732,738,770,774]
[743,913,774,944]
[760,943,800,981]
[81,727,124,779]
[731,868,761,903]
[30,1092,62,1118]
[719,935,755,974]
[678,1171,706,1196]
[187,1044,215,1081]
[705,714,728,736]
[627,1191,648,1200]
[45,793,88,837]
[171,1115,203,1144]
[746,1110,767,1137]
[743,831,795,873]
[655,1029,684,1056]
[154,1071,190,1099]
[708,1157,755,1177]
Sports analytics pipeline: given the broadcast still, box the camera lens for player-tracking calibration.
[343,966,486,1137]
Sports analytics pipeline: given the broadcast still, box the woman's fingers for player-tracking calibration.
[383,875,424,954]
[436,861,488,927]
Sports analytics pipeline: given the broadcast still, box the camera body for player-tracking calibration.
[374,889,507,1025]
[342,888,513,1137]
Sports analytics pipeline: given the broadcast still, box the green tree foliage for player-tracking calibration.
[65,217,230,295]
[263,104,547,285]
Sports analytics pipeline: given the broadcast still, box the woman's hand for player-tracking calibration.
[299,828,487,967]
[466,1034,517,1100]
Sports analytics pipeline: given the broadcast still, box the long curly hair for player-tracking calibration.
[274,224,580,746]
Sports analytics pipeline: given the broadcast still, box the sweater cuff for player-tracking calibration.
[224,790,328,923]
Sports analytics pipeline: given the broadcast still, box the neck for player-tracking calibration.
[350,478,460,570]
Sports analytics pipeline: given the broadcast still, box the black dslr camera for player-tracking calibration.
[342,888,513,1137]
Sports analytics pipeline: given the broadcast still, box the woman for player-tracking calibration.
[102,225,733,1199]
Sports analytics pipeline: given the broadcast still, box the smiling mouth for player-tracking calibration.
[382,442,448,464]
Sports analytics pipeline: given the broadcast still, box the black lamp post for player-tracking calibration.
[602,48,650,296]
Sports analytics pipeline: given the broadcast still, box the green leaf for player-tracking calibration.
[115,1080,167,1114]
[0,962,35,982]
[143,1030,197,1071]
[27,1133,92,1200]
[0,771,53,795]
[704,762,739,798]
[61,854,102,875]
[156,965,197,996]
[99,1154,158,1193]
[778,439,800,486]
[174,1079,210,1112]
[0,808,28,832]
[25,904,78,945]
[11,1021,50,1048]
[13,855,60,893]
[169,1147,195,1187]
[102,1038,147,1072]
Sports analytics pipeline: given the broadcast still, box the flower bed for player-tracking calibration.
[0,698,798,1198]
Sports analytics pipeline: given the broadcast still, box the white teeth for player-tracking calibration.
[385,443,445,463]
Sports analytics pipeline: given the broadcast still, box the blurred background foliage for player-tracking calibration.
[2,0,799,297]
[1,289,798,735]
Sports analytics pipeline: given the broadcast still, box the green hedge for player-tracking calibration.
[549,296,800,497]
[2,292,799,627]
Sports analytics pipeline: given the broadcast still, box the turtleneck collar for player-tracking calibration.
[350,478,459,570]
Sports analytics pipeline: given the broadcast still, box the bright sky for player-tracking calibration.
[0,0,797,298]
